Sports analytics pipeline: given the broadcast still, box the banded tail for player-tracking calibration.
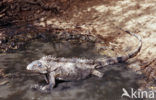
[96,28,142,66]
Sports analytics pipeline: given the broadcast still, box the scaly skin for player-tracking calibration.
[27,29,142,93]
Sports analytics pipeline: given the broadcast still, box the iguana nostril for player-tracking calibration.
[26,64,32,70]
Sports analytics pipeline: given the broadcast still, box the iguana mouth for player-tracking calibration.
[26,70,41,74]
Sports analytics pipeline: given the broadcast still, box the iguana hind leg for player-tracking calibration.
[91,70,103,78]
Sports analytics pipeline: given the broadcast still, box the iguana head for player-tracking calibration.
[26,60,48,74]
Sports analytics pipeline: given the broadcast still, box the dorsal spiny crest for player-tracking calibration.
[42,55,56,61]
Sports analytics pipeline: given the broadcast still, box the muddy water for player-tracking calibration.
[0,40,140,100]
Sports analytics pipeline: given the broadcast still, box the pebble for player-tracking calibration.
[0,80,9,86]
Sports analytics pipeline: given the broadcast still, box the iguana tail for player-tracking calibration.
[117,28,142,61]
[95,28,142,66]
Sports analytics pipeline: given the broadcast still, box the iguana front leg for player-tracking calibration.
[48,72,56,89]
[41,72,56,92]
[44,73,49,83]
[33,72,56,93]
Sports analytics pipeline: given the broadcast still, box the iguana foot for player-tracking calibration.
[91,70,103,78]
[31,84,51,93]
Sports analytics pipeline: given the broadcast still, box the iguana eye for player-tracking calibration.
[38,63,42,67]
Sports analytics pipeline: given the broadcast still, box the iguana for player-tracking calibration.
[26,29,142,93]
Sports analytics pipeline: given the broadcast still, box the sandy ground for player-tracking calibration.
[0,0,156,91]
[34,0,156,89]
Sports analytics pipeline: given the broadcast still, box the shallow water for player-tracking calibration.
[0,40,140,100]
